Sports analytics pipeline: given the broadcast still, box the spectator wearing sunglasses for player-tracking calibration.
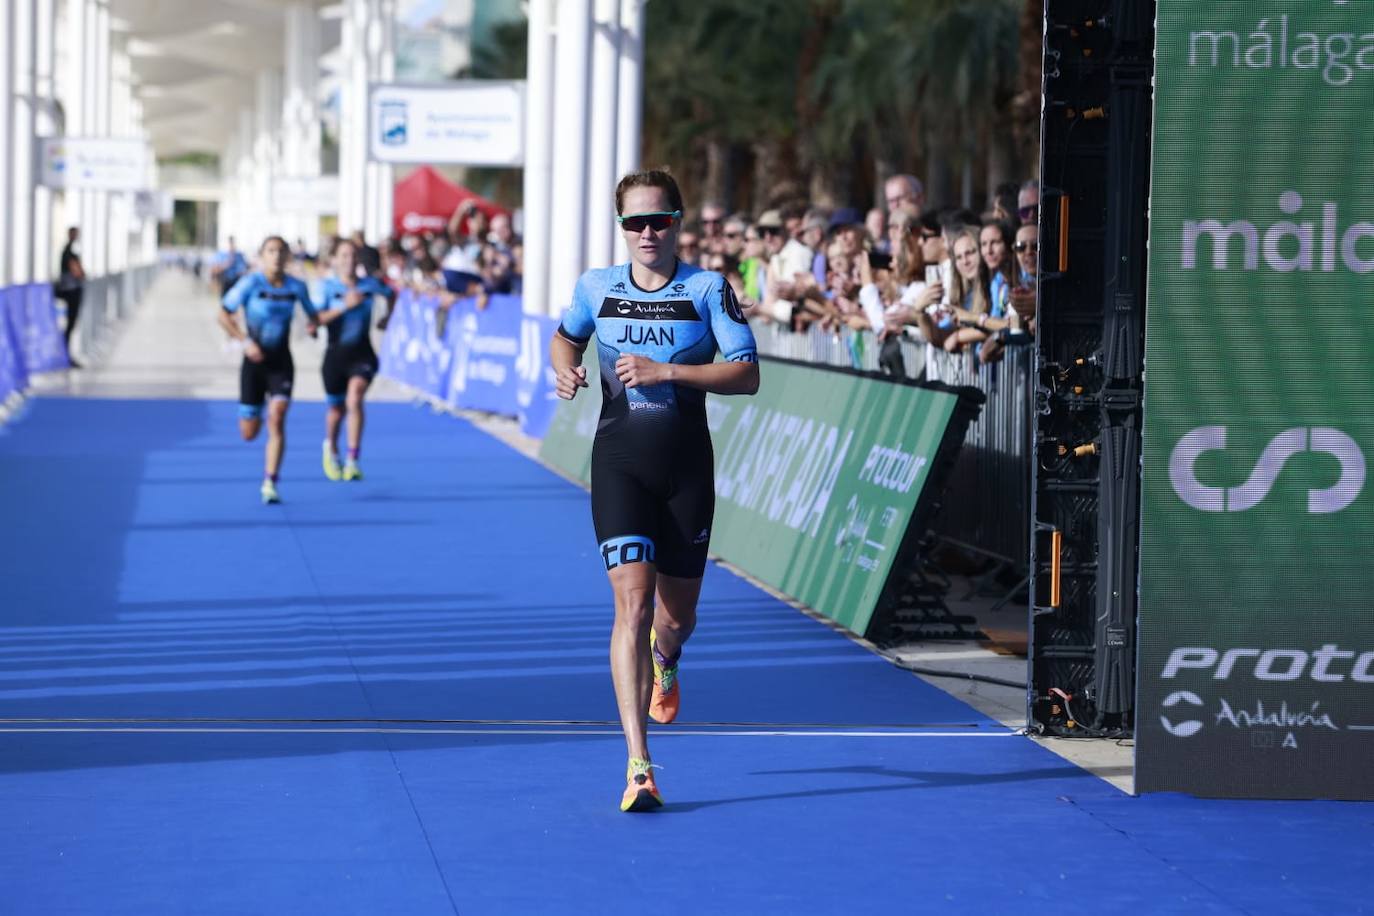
[699,201,727,254]
[918,211,947,267]
[721,215,748,258]
[756,210,788,322]
[678,224,702,266]
[885,210,943,328]
[988,181,1020,225]
[1009,223,1039,332]
[1018,179,1040,226]
[763,210,831,330]
[739,224,767,307]
[549,168,759,814]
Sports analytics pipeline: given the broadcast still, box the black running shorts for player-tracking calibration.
[321,342,379,405]
[590,430,715,579]
[238,348,294,419]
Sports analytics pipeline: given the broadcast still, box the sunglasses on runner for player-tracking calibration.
[617,210,681,233]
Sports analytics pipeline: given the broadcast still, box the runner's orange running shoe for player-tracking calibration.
[649,628,680,724]
[620,757,663,812]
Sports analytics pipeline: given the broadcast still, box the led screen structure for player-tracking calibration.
[1136,1,1374,799]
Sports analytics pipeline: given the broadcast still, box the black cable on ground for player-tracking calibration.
[884,656,1027,690]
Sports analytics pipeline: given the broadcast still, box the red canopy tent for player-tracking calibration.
[392,165,508,237]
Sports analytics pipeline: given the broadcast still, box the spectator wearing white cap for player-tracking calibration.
[761,209,830,329]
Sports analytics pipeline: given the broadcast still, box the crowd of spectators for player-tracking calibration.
[304,202,524,315]
[194,171,1041,376]
[676,173,1040,371]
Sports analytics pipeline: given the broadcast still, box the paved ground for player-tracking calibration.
[28,268,1131,792]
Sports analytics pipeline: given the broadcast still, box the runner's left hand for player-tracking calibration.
[615,354,667,388]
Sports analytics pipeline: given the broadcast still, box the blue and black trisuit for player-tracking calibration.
[221,272,317,419]
[558,261,757,578]
[216,249,250,296]
[317,275,394,407]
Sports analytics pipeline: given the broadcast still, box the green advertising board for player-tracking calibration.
[1138,2,1374,799]
[539,348,974,636]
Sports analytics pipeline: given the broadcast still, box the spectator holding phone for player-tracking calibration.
[1009,222,1039,332]
[940,226,991,354]
[857,249,918,376]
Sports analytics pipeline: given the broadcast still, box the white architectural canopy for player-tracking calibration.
[2,0,645,316]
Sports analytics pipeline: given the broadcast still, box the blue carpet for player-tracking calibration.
[0,397,1369,915]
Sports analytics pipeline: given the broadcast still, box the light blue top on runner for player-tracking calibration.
[318,275,393,347]
[558,261,756,435]
[221,273,317,351]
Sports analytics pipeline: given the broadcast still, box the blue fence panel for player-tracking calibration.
[1,287,31,400]
[516,314,562,440]
[375,294,579,440]
[21,283,70,373]
[441,294,522,416]
[378,288,452,400]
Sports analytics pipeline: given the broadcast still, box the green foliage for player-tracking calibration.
[157,152,219,169]
[465,18,528,80]
[644,0,806,151]
[644,0,1024,202]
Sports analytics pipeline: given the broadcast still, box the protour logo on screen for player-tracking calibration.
[1168,426,1365,513]
[1182,191,1374,274]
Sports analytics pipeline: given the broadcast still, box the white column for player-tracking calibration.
[548,0,592,315]
[255,69,281,245]
[108,35,129,272]
[238,106,256,245]
[613,0,643,263]
[584,0,619,272]
[363,0,393,244]
[520,0,554,316]
[377,0,395,242]
[33,0,53,281]
[10,0,35,283]
[337,0,369,238]
[283,2,322,251]
[58,0,83,260]
[0,0,16,286]
[91,0,109,277]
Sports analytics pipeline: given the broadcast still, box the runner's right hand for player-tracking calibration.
[555,365,588,400]
[244,340,265,363]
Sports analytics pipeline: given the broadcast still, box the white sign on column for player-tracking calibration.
[368,82,525,166]
[272,175,341,215]
[39,137,151,191]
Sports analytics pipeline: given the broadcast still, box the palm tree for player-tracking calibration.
[777,0,1023,209]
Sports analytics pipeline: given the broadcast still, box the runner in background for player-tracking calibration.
[210,236,250,298]
[314,238,395,482]
[217,236,319,505]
